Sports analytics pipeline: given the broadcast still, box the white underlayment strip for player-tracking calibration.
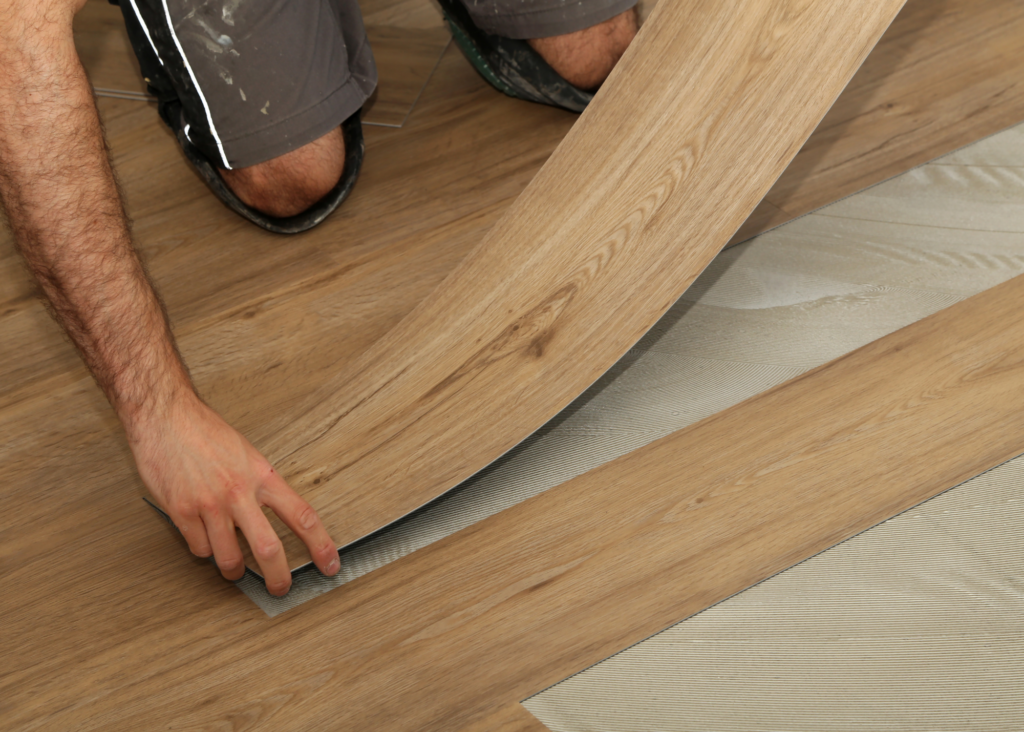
[239,122,1024,618]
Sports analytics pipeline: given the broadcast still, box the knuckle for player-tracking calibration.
[224,480,248,504]
[197,498,221,518]
[254,538,282,561]
[218,556,243,573]
[175,501,200,520]
[297,504,319,532]
[257,460,276,481]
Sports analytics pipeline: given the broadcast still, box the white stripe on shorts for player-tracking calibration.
[159,0,232,169]
[125,0,164,66]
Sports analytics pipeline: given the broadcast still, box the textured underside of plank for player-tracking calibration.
[264,0,908,571]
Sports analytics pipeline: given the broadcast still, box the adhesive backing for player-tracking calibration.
[239,122,1024,617]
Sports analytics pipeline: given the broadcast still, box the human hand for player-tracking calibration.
[127,392,339,595]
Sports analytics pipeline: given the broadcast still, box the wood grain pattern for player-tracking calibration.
[265,0,908,571]
[5,256,1024,732]
[733,0,1024,244]
[4,4,1024,729]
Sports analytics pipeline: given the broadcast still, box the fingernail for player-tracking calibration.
[326,558,339,575]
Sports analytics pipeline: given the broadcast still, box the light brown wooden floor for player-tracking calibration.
[3,0,1024,729]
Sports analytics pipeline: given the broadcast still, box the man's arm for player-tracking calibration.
[0,0,339,595]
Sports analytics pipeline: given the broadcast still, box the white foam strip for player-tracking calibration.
[125,0,164,67]
[159,0,232,169]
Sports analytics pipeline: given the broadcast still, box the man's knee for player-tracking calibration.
[219,125,346,219]
[528,7,639,90]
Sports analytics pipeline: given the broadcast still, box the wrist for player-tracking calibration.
[118,372,200,446]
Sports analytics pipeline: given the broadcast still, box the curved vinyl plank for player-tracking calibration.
[261,0,907,571]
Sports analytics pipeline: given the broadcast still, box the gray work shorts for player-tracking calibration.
[117,0,635,170]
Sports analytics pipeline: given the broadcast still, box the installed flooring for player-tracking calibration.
[3,0,1024,729]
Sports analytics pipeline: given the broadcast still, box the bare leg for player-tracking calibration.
[0,0,338,593]
[220,126,346,218]
[528,7,639,90]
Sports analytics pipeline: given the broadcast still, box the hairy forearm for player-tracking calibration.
[0,6,192,433]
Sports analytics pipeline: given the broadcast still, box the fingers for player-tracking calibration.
[232,500,292,596]
[201,507,245,582]
[173,513,213,558]
[260,471,340,578]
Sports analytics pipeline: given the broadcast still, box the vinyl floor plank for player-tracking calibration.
[269,0,907,571]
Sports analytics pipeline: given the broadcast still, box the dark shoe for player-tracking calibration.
[437,0,593,113]
[173,110,365,235]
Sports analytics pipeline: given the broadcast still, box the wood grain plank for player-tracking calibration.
[267,0,908,571]
[732,0,1024,244]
